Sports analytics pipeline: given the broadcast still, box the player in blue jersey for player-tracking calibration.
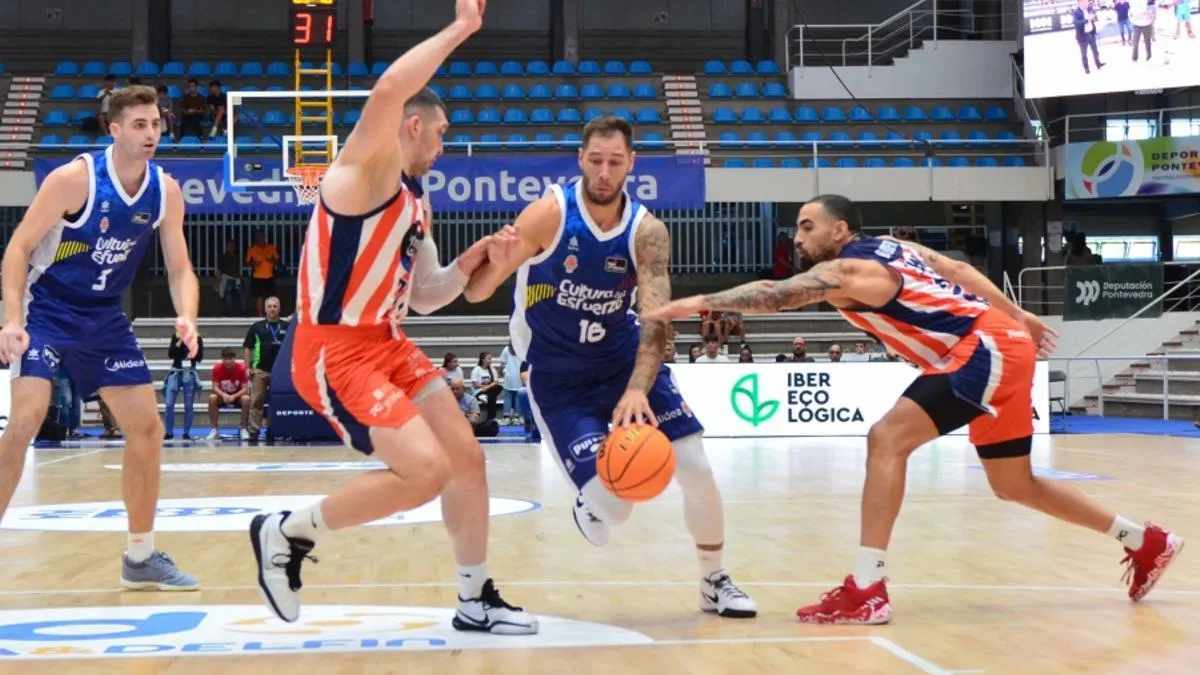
[0,85,201,591]
[465,116,756,618]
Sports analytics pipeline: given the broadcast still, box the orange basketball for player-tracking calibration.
[597,423,676,502]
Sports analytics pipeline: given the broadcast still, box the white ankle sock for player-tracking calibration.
[281,502,327,543]
[457,562,488,599]
[853,547,887,589]
[1108,516,1145,551]
[126,532,154,563]
[697,546,724,578]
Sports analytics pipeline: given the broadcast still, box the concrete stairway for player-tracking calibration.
[1070,322,1200,420]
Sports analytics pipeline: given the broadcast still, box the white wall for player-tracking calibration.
[790,41,1019,100]
[0,172,35,206]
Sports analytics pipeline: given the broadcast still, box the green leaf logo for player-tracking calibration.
[730,373,779,427]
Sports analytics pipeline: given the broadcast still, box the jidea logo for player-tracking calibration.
[730,373,779,427]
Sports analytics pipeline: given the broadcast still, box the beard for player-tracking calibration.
[582,177,622,206]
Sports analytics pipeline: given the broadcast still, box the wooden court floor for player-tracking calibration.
[0,433,1196,674]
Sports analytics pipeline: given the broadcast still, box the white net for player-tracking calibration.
[285,166,327,205]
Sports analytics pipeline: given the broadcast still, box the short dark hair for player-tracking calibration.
[404,87,447,117]
[582,115,633,151]
[108,85,159,122]
[187,78,198,86]
[806,194,862,233]
[221,348,236,359]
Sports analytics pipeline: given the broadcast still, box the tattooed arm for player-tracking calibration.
[612,216,671,426]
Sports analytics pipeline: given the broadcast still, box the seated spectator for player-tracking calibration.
[696,336,728,363]
[97,74,116,131]
[206,79,226,138]
[179,78,206,139]
[738,345,754,363]
[442,352,465,386]
[843,341,871,362]
[451,378,499,437]
[828,344,843,362]
[687,344,702,363]
[791,336,816,362]
[664,342,678,363]
[207,348,250,440]
[471,351,501,420]
[774,353,789,362]
[156,85,176,139]
[164,329,204,440]
[722,312,746,345]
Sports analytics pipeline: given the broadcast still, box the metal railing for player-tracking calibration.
[785,0,1015,72]
[1009,53,1047,144]
[1049,104,1200,146]
[1017,262,1200,316]
[1049,354,1200,420]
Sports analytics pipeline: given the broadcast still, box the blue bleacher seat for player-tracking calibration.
[557,108,582,123]
[836,158,858,168]
[480,133,501,145]
[639,132,665,148]
[635,108,661,124]
[976,156,998,167]
[633,84,657,99]
[913,131,934,144]
[730,60,754,75]
[213,61,237,77]
[54,61,79,76]
[809,157,832,168]
[347,61,368,77]
[857,131,881,147]
[165,85,181,99]
[829,132,853,146]
[762,83,787,98]
[947,157,970,167]
[81,61,106,77]
[580,84,604,99]
[756,60,781,75]
[630,61,653,75]
[503,108,527,124]
[448,85,472,100]
[800,131,822,145]
[475,84,499,100]
[903,105,927,122]
[263,110,287,126]
[849,106,872,122]
[561,132,582,147]
[994,131,1017,145]
[1004,156,1027,167]
[780,158,803,168]
[752,158,775,168]
[795,106,819,123]
[957,105,982,122]
[451,134,472,145]
[448,61,471,77]
[555,84,578,99]
[822,107,846,123]
[267,62,290,77]
[607,84,631,99]
[501,61,523,76]
[266,85,286,92]
[475,61,499,76]
[530,108,554,124]
[583,108,605,123]
[44,110,69,126]
[885,131,909,146]
[865,158,888,168]
[921,157,942,167]
[734,82,759,98]
[893,157,916,167]
[713,108,737,123]
[76,84,100,100]
[158,61,184,77]
[50,85,74,100]
[611,108,632,122]
[184,62,209,77]
[767,106,791,123]
[477,109,501,124]
[451,109,474,124]
[527,60,550,75]
[505,134,529,148]
[703,60,726,75]
[343,110,361,125]
[428,84,446,99]
[109,61,133,77]
[39,134,62,148]
[967,131,989,145]
[528,84,551,100]
[239,85,260,93]
[709,83,732,99]
[67,135,91,147]
[719,131,741,148]
[746,131,768,147]
[366,61,386,77]
[930,106,954,122]
[72,110,93,125]
[239,62,263,77]
[604,60,627,75]
[876,106,900,122]
[533,132,555,147]
[552,60,575,75]
[740,108,764,123]
[503,84,526,100]
[578,60,601,75]
[984,106,1010,122]
[774,131,798,144]
[724,159,747,168]
[436,65,447,77]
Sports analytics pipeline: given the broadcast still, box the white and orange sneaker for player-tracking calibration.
[1122,523,1184,602]
[796,575,892,625]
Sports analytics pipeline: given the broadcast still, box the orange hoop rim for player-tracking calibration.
[285,164,328,187]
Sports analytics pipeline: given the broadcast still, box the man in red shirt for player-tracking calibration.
[207,348,249,440]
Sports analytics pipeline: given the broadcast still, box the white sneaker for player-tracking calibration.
[205,430,219,441]
[699,569,757,618]
[250,511,317,623]
[240,429,250,441]
[452,579,539,635]
[572,495,609,546]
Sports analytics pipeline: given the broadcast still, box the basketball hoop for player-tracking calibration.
[285,165,327,205]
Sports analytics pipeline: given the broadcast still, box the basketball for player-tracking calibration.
[597,424,676,502]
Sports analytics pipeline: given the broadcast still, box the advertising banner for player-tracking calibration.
[669,362,1050,438]
[1065,137,1200,200]
[1063,263,1162,321]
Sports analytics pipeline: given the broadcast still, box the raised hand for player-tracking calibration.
[455,0,487,32]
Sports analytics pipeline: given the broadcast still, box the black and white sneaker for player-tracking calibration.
[699,569,757,618]
[572,495,609,547]
[250,511,318,623]
[452,578,539,635]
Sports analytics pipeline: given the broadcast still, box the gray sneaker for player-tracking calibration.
[120,551,200,591]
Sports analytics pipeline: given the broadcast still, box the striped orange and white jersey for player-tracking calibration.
[835,236,991,371]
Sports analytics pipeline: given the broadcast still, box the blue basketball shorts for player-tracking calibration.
[13,304,152,400]
[525,362,704,491]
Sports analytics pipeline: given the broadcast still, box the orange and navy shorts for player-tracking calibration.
[902,309,1037,456]
[290,323,444,454]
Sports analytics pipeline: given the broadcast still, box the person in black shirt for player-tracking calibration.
[164,330,204,440]
[206,80,226,139]
[1114,0,1132,45]
[242,297,288,440]
[1073,0,1104,74]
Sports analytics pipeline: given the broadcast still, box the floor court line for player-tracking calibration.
[870,637,954,675]
[34,448,108,467]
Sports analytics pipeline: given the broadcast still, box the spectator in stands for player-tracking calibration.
[216,238,245,316]
[471,351,501,420]
[828,344,843,362]
[1073,0,1104,74]
[775,354,789,362]
[738,345,754,363]
[699,310,723,346]
[498,341,523,424]
[245,230,280,316]
[723,312,746,346]
[515,362,540,443]
[696,336,728,363]
[97,74,116,131]
[163,329,204,441]
[50,365,82,439]
[207,348,250,441]
[664,342,678,363]
[1065,232,1099,266]
[772,232,795,279]
[844,341,871,362]
[442,353,465,386]
[179,78,207,140]
[791,336,816,362]
[206,80,226,139]
[688,344,702,363]
[155,85,176,141]
[1115,0,1133,44]
[243,297,288,441]
[1131,0,1155,62]
[451,378,498,438]
[98,397,120,438]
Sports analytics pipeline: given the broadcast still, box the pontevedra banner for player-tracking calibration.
[1066,136,1200,200]
[32,155,707,214]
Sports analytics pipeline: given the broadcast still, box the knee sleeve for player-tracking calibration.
[671,433,724,544]
[581,478,633,526]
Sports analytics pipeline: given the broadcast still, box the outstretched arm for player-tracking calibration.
[407,236,477,315]
[463,194,560,302]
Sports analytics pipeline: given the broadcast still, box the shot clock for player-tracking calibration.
[290,0,337,47]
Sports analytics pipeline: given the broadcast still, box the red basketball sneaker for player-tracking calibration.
[1122,523,1185,602]
[796,575,892,625]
